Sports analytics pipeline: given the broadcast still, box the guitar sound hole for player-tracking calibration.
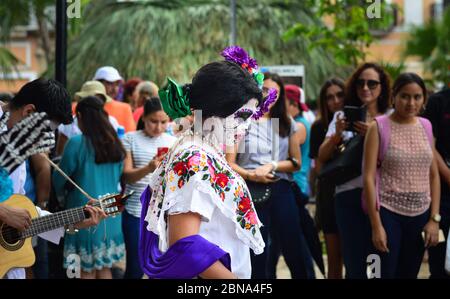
[2,225,21,244]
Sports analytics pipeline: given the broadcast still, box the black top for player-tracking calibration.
[309,120,327,159]
[422,88,450,197]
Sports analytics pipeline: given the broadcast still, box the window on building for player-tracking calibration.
[404,0,424,26]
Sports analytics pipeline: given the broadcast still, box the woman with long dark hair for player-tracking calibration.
[53,96,126,279]
[310,78,346,279]
[318,63,391,278]
[363,73,440,278]
[227,72,314,279]
[121,97,176,278]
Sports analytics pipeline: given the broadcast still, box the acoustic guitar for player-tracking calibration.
[0,193,130,278]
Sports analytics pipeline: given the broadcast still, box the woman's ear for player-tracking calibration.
[21,104,36,117]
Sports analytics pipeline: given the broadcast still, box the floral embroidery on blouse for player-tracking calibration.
[154,145,260,236]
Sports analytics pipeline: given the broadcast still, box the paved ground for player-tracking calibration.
[275,203,431,279]
[275,254,431,279]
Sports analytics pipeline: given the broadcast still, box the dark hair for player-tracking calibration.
[188,61,263,118]
[345,63,391,114]
[137,97,164,130]
[317,78,346,128]
[10,78,73,124]
[392,72,428,105]
[76,96,125,164]
[0,92,14,103]
[264,72,292,138]
[143,96,163,116]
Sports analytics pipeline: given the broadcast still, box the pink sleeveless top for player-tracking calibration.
[379,119,433,216]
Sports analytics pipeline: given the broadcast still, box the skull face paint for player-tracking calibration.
[202,99,258,150]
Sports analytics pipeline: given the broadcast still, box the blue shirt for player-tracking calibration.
[293,115,311,196]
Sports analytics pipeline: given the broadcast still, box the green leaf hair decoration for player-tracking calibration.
[254,72,265,88]
[158,77,192,120]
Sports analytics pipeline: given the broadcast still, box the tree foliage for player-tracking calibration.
[403,6,450,87]
[51,0,341,99]
[284,0,396,67]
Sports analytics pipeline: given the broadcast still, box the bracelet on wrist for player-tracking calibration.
[270,161,278,172]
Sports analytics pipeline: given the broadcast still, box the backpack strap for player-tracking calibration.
[362,115,391,214]
[418,117,434,147]
[374,115,391,165]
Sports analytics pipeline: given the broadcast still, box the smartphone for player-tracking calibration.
[157,147,169,157]
[344,105,367,132]
[270,171,281,182]
[421,229,446,243]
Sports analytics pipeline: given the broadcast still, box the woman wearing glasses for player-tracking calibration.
[318,63,391,278]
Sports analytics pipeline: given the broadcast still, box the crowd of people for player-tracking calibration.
[0,46,449,279]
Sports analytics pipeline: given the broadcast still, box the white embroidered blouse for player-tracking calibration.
[144,136,265,278]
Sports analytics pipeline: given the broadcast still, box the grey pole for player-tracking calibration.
[230,0,236,45]
[55,0,67,87]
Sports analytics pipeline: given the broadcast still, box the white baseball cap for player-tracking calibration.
[93,66,123,82]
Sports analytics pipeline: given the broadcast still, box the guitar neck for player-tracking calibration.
[19,205,93,239]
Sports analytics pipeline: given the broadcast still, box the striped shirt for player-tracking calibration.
[122,130,176,217]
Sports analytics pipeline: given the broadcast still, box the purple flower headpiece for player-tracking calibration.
[221,46,278,120]
[252,89,278,120]
[221,46,258,71]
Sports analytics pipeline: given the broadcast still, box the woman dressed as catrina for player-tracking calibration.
[139,46,278,279]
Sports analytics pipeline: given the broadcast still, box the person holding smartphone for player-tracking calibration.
[227,72,314,279]
[318,63,392,278]
[121,97,176,278]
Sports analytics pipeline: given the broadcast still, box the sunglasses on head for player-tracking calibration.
[356,79,381,90]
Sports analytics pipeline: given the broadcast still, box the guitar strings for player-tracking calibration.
[2,157,118,243]
[1,202,102,241]
[1,208,85,241]
[2,193,119,239]
[1,201,101,236]
[2,153,104,240]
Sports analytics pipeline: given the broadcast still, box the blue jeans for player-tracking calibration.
[373,207,429,279]
[122,209,144,279]
[335,188,371,279]
[267,190,316,279]
[251,179,314,279]
[428,197,450,279]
